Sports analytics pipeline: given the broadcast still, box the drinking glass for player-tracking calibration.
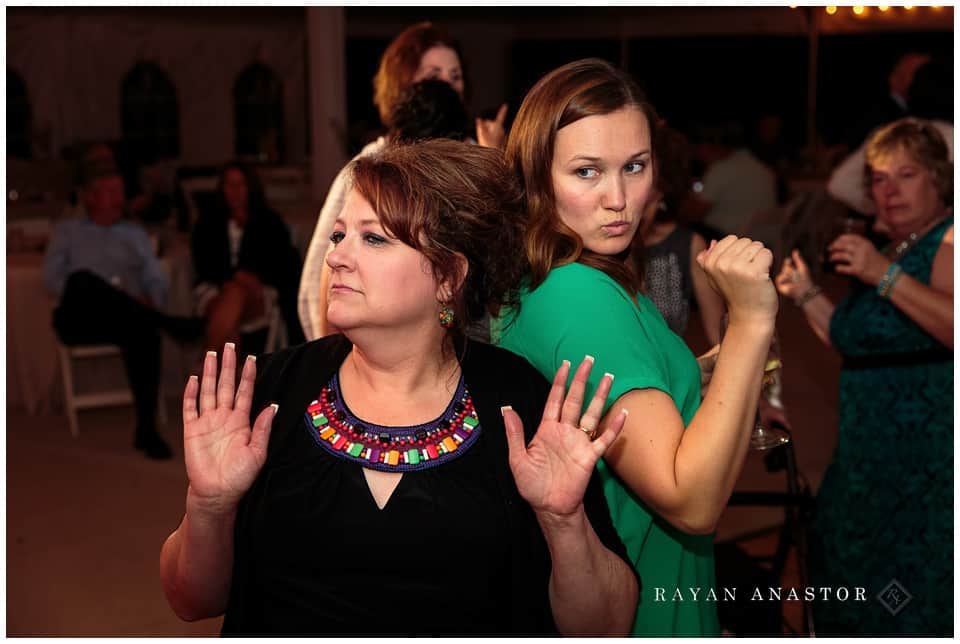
[821,214,868,273]
[718,313,791,451]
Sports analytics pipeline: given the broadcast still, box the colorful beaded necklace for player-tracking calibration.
[303,373,482,472]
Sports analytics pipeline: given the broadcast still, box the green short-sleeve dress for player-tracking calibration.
[493,262,720,636]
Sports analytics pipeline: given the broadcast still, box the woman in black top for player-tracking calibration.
[161,140,638,635]
[190,162,304,351]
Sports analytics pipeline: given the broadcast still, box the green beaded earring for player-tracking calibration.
[438,306,456,329]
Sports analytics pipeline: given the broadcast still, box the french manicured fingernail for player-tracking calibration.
[189,375,198,382]
[604,372,615,381]
[247,355,257,363]
[206,350,217,357]
[270,403,279,414]
[620,408,629,417]
[562,359,571,368]
[500,405,513,415]
[225,342,235,351]
[584,355,595,363]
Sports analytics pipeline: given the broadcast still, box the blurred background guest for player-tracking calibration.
[190,162,304,353]
[680,119,778,241]
[844,51,931,151]
[748,112,792,204]
[390,78,469,144]
[775,118,953,636]
[637,124,725,348]
[828,56,953,217]
[43,165,204,460]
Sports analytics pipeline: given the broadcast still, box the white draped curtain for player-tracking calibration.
[7,8,309,165]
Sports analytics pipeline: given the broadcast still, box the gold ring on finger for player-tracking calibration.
[579,425,596,439]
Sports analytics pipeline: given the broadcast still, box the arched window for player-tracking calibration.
[7,69,32,159]
[234,63,285,162]
[121,62,180,163]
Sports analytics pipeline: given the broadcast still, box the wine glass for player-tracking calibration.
[821,214,868,273]
[718,313,791,451]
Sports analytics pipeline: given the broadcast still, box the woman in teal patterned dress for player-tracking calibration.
[776,118,953,636]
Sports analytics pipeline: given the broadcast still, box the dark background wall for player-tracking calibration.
[7,6,953,163]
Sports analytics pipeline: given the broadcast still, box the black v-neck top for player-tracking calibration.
[220,335,633,636]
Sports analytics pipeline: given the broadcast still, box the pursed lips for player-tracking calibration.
[601,220,632,234]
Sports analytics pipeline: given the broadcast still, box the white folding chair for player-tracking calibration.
[57,343,168,438]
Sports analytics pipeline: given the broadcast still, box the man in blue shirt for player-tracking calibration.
[44,167,203,459]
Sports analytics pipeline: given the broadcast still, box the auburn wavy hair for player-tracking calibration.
[372,22,465,129]
[505,58,660,295]
[350,139,527,342]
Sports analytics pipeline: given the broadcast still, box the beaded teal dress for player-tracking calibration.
[809,216,953,636]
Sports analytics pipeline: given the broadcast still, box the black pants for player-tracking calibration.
[53,271,162,437]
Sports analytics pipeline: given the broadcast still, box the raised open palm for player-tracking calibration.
[182,344,277,511]
[504,357,627,517]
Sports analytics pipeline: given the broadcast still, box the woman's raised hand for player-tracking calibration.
[475,103,508,150]
[503,357,627,518]
[182,343,277,514]
[696,235,778,326]
[775,249,816,302]
[827,233,890,286]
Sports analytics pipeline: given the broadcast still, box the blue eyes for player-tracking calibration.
[575,161,647,179]
[329,231,388,246]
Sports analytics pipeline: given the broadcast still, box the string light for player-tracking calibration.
[903,5,914,9]
[852,5,865,14]
[825,5,838,14]
[878,5,890,11]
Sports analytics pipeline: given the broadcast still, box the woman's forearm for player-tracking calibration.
[885,273,954,348]
[159,487,239,621]
[672,318,773,530]
[538,506,637,636]
[798,293,836,347]
[600,319,774,534]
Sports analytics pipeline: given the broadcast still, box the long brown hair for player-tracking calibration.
[506,58,660,295]
[350,139,527,342]
[372,22,465,129]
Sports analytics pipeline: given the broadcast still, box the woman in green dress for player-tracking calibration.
[776,118,953,636]
[493,58,780,636]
